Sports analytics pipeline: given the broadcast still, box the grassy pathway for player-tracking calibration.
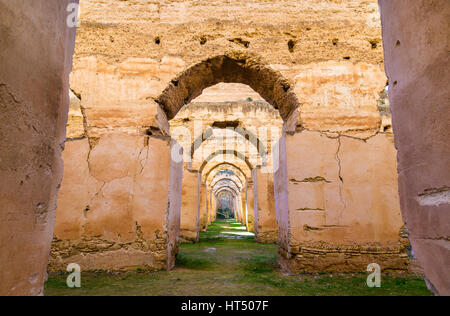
[45,220,432,296]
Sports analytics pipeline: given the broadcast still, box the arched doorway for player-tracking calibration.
[159,53,297,270]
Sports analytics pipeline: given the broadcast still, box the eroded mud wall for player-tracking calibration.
[277,131,409,273]
[0,0,77,296]
[53,0,408,274]
[379,0,450,295]
[50,135,181,271]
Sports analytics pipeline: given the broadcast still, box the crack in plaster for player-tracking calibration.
[335,136,347,223]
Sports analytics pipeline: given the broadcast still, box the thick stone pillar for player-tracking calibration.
[379,0,450,295]
[211,195,217,221]
[275,131,409,274]
[50,135,183,272]
[245,180,255,233]
[180,168,201,243]
[0,0,77,296]
[239,192,244,224]
[198,183,208,232]
[237,195,243,223]
[236,196,242,222]
[166,142,184,271]
[206,189,212,225]
[241,189,247,226]
[234,196,239,220]
[253,168,278,243]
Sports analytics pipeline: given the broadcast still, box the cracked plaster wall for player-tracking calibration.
[0,0,77,296]
[52,0,406,273]
[276,130,409,273]
[50,134,180,271]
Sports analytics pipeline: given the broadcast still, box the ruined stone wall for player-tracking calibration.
[50,135,182,271]
[170,84,284,168]
[379,0,450,295]
[0,0,77,295]
[52,0,407,272]
[277,131,409,273]
[75,0,384,68]
[71,0,386,138]
[2,0,447,297]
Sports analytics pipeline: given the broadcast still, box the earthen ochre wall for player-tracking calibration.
[379,0,449,295]
[1,0,447,296]
[0,0,78,296]
[51,0,407,274]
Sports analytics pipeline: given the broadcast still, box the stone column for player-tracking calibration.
[379,0,450,295]
[241,187,247,226]
[180,167,201,243]
[234,196,239,222]
[0,0,78,296]
[50,135,183,273]
[253,167,278,243]
[211,194,217,222]
[198,183,208,231]
[246,180,255,233]
[206,189,212,226]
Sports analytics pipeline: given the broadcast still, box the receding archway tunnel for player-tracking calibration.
[0,0,448,296]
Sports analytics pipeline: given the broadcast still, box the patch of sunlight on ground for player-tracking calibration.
[219,225,247,231]
[44,219,432,296]
[222,231,255,236]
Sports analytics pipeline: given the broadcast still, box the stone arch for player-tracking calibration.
[191,126,268,162]
[215,187,239,198]
[156,51,301,121]
[192,131,262,169]
[212,178,242,194]
[204,162,249,185]
[211,174,243,191]
[199,150,253,173]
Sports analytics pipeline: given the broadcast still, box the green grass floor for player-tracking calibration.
[45,219,432,296]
